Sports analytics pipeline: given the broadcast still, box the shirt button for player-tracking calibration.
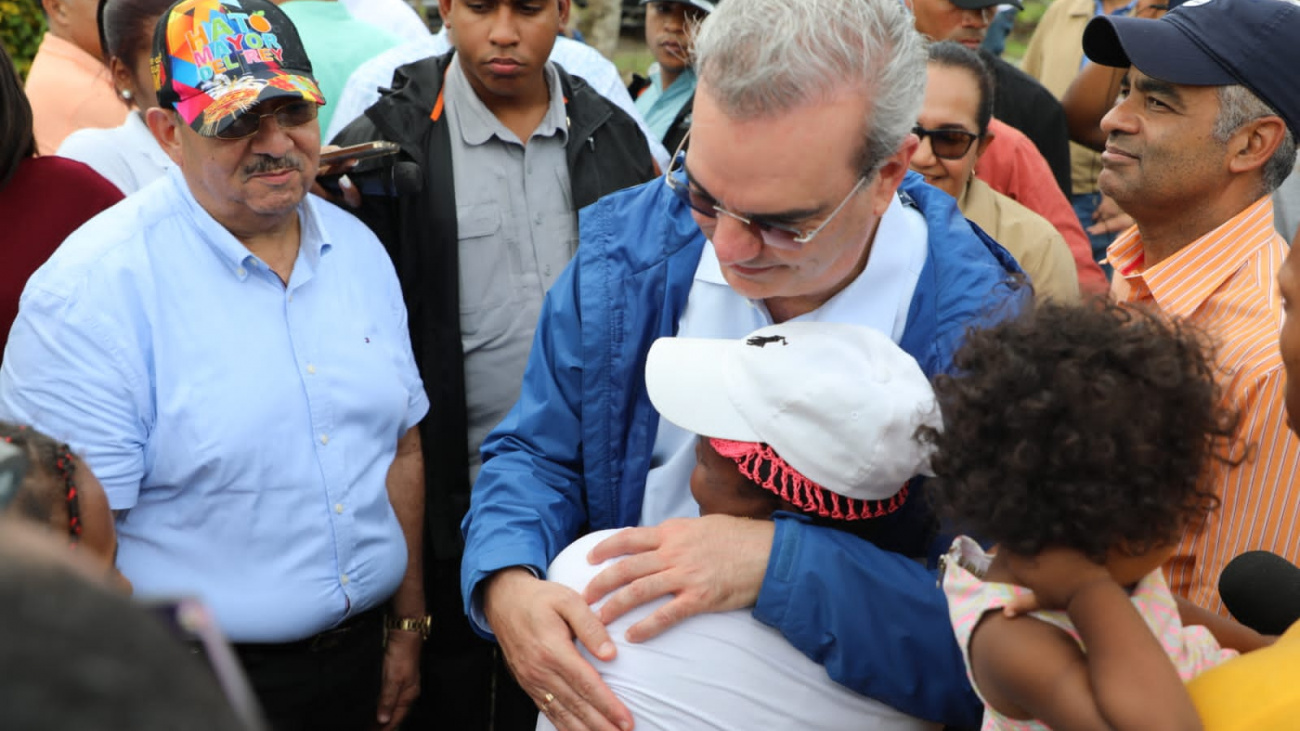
[320,434,330,445]
[287,293,294,303]
[307,364,316,375]
[335,503,344,514]
[340,574,350,585]
[235,267,247,277]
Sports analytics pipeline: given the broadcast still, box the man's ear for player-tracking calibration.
[1227,115,1288,177]
[869,135,920,218]
[145,107,185,167]
[42,0,66,28]
[438,0,453,27]
[558,0,572,29]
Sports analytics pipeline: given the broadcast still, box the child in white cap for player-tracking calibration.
[538,321,944,731]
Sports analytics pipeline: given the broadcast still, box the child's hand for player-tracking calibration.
[1002,591,1041,617]
[1002,546,1114,610]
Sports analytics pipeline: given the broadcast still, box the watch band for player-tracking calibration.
[385,614,432,641]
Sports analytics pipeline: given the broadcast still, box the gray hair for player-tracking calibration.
[1213,84,1297,195]
[691,0,927,178]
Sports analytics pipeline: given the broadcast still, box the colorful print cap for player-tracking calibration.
[151,0,325,138]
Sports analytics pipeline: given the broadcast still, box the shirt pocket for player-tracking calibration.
[456,202,516,315]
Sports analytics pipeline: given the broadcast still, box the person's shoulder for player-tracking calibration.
[24,155,115,187]
[56,125,119,157]
[23,210,150,314]
[309,194,389,251]
[983,181,1061,241]
[988,55,1059,102]
[1038,0,1090,23]
[19,156,123,219]
[546,530,627,592]
[551,35,617,72]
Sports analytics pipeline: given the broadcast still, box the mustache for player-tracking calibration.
[242,154,303,177]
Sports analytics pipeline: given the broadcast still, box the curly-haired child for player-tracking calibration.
[925,302,1271,731]
[0,421,130,593]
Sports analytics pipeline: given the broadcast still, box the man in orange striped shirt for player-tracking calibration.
[1082,0,1300,614]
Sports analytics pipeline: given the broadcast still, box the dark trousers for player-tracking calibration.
[402,556,538,731]
[232,609,386,731]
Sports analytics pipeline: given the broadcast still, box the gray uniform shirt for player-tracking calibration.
[444,56,577,478]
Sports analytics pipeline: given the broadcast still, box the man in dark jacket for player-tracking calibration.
[332,0,656,728]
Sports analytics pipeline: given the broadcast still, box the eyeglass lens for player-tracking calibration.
[216,101,319,140]
[914,127,978,160]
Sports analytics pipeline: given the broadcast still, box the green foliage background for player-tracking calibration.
[0,0,45,80]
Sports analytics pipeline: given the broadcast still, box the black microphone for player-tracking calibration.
[1219,550,1300,635]
[318,160,423,197]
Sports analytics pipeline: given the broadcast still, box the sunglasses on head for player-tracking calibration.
[215,99,319,140]
[912,126,981,160]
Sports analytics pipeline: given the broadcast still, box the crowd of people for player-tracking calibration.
[2,0,1300,729]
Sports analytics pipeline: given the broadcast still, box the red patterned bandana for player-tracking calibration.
[709,438,909,520]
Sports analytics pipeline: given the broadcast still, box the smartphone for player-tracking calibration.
[319,140,401,166]
[143,597,269,731]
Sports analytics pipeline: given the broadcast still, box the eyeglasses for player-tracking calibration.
[663,131,868,250]
[215,100,319,140]
[955,4,999,22]
[912,126,981,160]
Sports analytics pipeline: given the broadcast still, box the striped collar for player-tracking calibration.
[1107,197,1279,318]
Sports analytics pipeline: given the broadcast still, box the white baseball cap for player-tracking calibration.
[645,321,941,503]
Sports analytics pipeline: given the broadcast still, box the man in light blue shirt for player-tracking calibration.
[0,2,428,730]
[630,0,714,151]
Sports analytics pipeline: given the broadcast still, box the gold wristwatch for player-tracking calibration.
[385,615,432,641]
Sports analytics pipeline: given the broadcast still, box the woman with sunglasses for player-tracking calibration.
[911,42,1081,304]
[57,0,179,195]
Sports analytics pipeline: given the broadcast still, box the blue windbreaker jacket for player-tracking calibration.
[462,170,1028,727]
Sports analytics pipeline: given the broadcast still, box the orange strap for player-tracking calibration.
[430,86,446,122]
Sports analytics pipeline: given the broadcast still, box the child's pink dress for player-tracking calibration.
[941,536,1238,730]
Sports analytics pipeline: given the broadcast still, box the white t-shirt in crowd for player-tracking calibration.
[536,529,943,731]
[339,0,431,43]
[56,111,174,196]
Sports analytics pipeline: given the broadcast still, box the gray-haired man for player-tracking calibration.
[461,0,1029,729]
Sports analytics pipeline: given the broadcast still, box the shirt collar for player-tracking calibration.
[126,111,175,168]
[1107,196,1278,317]
[447,55,568,147]
[167,167,331,282]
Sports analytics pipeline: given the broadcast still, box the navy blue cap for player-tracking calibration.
[1082,0,1300,137]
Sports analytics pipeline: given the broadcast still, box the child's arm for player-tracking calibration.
[1174,595,1275,652]
[970,548,1203,731]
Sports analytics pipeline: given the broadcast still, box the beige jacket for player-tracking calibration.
[960,177,1081,303]
[1021,0,1104,195]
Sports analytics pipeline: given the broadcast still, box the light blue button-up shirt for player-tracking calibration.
[0,169,429,642]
